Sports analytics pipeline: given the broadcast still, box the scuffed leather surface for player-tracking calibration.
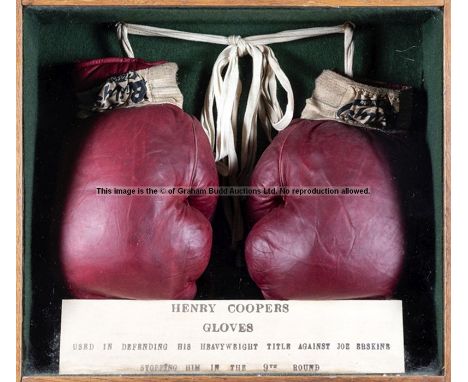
[60,103,218,299]
[74,57,166,92]
[246,119,404,300]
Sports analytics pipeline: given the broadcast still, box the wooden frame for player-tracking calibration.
[16,0,451,381]
[20,0,446,7]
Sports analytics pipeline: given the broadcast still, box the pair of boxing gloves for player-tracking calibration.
[60,57,409,300]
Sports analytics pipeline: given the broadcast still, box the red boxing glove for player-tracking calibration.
[245,70,411,300]
[59,58,218,299]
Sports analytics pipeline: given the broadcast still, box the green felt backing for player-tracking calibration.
[422,14,444,368]
[22,6,445,375]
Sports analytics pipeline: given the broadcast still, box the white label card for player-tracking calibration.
[59,299,405,375]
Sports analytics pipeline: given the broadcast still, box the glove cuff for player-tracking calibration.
[301,70,412,132]
[75,58,183,118]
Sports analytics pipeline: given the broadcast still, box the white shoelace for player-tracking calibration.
[116,22,354,180]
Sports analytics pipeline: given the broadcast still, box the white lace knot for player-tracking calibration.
[228,35,249,57]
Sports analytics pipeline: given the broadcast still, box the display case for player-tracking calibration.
[17,0,451,381]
